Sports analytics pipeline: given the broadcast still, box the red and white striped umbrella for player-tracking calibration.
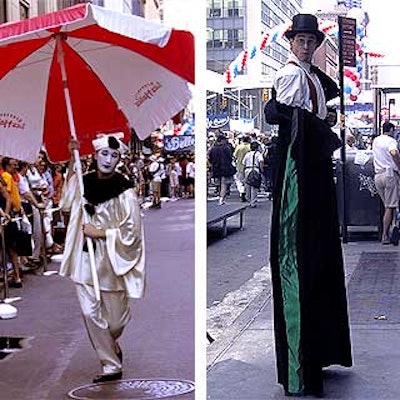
[0,3,194,162]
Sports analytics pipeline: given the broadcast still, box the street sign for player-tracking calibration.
[338,16,357,242]
[207,113,230,131]
[338,17,356,67]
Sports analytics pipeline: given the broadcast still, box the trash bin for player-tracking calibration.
[335,150,381,235]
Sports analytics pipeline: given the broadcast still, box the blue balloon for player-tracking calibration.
[357,65,362,73]
[344,86,352,94]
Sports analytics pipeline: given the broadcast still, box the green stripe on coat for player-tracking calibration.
[278,145,303,393]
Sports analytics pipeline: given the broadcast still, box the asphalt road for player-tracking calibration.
[207,190,272,308]
[0,198,195,400]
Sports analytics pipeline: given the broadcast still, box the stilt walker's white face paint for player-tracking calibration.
[96,148,120,175]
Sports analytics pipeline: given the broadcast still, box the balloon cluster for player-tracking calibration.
[224,7,384,97]
[343,68,361,102]
[224,22,290,84]
[343,30,365,102]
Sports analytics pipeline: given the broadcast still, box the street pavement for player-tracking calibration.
[0,198,195,400]
[207,189,400,399]
[207,191,271,308]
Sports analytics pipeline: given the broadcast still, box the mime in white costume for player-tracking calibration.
[59,133,145,383]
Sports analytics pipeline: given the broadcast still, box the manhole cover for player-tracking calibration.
[0,336,32,361]
[68,378,195,399]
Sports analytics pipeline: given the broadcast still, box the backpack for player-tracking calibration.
[245,153,262,188]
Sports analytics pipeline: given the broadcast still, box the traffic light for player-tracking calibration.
[221,97,228,108]
[262,88,269,102]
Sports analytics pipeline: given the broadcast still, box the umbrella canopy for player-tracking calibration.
[0,3,194,162]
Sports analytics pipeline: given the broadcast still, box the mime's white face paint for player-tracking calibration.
[96,147,120,175]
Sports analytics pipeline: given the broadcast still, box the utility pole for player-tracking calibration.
[238,89,241,120]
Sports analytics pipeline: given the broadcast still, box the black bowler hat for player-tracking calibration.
[284,14,324,46]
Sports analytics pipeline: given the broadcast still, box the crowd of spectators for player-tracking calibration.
[207,129,277,205]
[0,148,195,290]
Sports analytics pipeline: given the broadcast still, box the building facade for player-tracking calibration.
[206,0,304,131]
[206,0,303,77]
[0,0,145,24]
[206,0,351,132]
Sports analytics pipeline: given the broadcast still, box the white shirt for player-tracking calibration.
[175,163,182,176]
[242,151,263,173]
[187,161,195,178]
[372,134,399,174]
[27,167,48,192]
[274,54,327,120]
[149,161,164,182]
[17,173,30,199]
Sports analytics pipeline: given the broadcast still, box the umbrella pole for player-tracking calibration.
[39,211,48,273]
[0,218,18,319]
[1,219,9,300]
[56,35,101,302]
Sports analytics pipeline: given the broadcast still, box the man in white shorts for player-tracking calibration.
[372,121,400,244]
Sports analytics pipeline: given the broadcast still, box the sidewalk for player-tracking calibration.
[207,239,400,399]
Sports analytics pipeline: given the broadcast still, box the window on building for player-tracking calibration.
[210,8,221,17]
[226,0,244,17]
[227,29,243,48]
[206,27,214,48]
[19,0,29,19]
[213,29,224,48]
[57,0,91,9]
[0,0,6,23]
[209,0,222,17]
[228,8,239,17]
[208,28,229,48]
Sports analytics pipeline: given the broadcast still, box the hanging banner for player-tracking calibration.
[164,135,195,152]
[207,113,230,131]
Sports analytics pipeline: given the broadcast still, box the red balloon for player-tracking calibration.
[351,75,358,81]
[350,94,358,101]
[355,80,361,87]
[344,70,352,77]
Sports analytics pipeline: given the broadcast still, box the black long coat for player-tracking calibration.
[266,100,352,395]
[208,142,235,179]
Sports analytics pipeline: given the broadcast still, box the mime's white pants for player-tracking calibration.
[76,283,131,374]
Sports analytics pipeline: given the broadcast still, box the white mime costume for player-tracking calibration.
[60,133,145,381]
